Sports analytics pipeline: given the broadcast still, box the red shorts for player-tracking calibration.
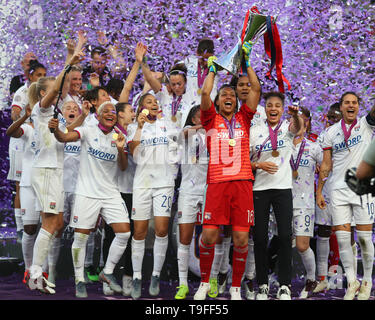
[202,180,254,232]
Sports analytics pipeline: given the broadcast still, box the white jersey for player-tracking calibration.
[183,55,218,101]
[155,84,198,130]
[291,139,322,208]
[317,130,333,197]
[12,82,30,115]
[321,116,375,190]
[128,118,179,190]
[31,103,65,169]
[250,120,295,191]
[74,125,122,199]
[83,112,99,127]
[251,105,267,127]
[118,123,137,194]
[179,127,209,195]
[63,140,81,193]
[19,124,36,187]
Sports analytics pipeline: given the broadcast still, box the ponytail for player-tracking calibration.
[28,76,55,108]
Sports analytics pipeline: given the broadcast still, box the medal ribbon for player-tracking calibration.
[290,139,306,171]
[114,123,127,136]
[197,62,208,89]
[268,120,282,151]
[341,118,358,150]
[220,115,236,141]
[171,94,183,117]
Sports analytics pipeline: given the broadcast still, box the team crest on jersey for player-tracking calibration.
[177,211,182,219]
[160,126,166,132]
[235,123,242,128]
[21,209,26,215]
[111,141,116,147]
[204,212,211,220]
[73,216,78,223]
[16,170,22,177]
[218,123,225,128]
[354,126,360,132]
[132,208,136,216]
[50,202,56,210]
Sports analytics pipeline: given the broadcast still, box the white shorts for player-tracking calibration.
[7,148,23,182]
[177,193,204,224]
[330,188,375,226]
[132,187,174,221]
[293,208,314,237]
[20,186,39,225]
[64,192,75,225]
[70,193,129,229]
[31,168,64,214]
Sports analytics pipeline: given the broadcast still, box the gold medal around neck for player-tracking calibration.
[229,139,236,147]
[141,109,149,116]
[112,133,119,140]
[191,155,197,164]
[272,150,279,157]
[292,170,299,179]
[64,128,68,134]
[197,88,202,95]
[171,115,177,122]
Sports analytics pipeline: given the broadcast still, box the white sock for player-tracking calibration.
[177,243,190,286]
[152,235,169,277]
[352,242,358,276]
[316,236,330,279]
[210,243,224,279]
[103,232,130,274]
[244,238,255,280]
[22,231,37,270]
[48,236,61,280]
[71,232,89,284]
[219,237,231,274]
[30,228,54,278]
[356,230,374,283]
[84,232,95,268]
[15,209,23,231]
[132,237,145,280]
[335,230,356,283]
[299,247,316,281]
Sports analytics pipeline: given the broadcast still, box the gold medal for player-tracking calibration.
[197,88,202,95]
[191,156,197,164]
[229,139,236,147]
[64,128,68,134]
[112,133,118,140]
[171,115,177,122]
[272,150,279,157]
[141,109,149,115]
[292,170,299,179]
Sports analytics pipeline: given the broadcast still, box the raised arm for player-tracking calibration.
[139,43,162,94]
[288,106,304,135]
[40,49,85,109]
[48,117,80,143]
[242,41,261,112]
[6,104,32,138]
[118,44,143,103]
[66,100,91,131]
[200,56,217,111]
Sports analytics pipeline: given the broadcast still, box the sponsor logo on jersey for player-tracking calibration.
[217,130,244,140]
[334,135,362,151]
[140,136,168,146]
[88,147,116,161]
[64,144,81,154]
[255,139,285,152]
[204,212,211,220]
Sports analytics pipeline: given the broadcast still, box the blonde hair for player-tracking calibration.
[28,76,55,108]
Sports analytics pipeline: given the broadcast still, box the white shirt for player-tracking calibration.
[183,55,218,101]
[179,127,208,195]
[250,120,295,191]
[155,84,198,130]
[251,105,267,127]
[19,124,36,187]
[74,125,122,199]
[83,112,99,127]
[321,116,375,190]
[31,103,65,169]
[291,139,322,208]
[128,118,179,189]
[11,82,29,116]
[63,140,81,193]
[118,123,136,194]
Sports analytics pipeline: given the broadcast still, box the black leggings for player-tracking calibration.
[253,189,293,286]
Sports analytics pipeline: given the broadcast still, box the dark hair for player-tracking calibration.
[169,63,187,82]
[115,102,131,114]
[197,38,214,55]
[329,102,340,112]
[135,93,155,118]
[106,78,124,97]
[299,106,310,119]
[84,86,108,112]
[91,46,107,59]
[214,84,238,112]
[339,91,360,106]
[29,60,46,75]
[230,74,263,103]
[184,105,201,127]
[263,91,285,105]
